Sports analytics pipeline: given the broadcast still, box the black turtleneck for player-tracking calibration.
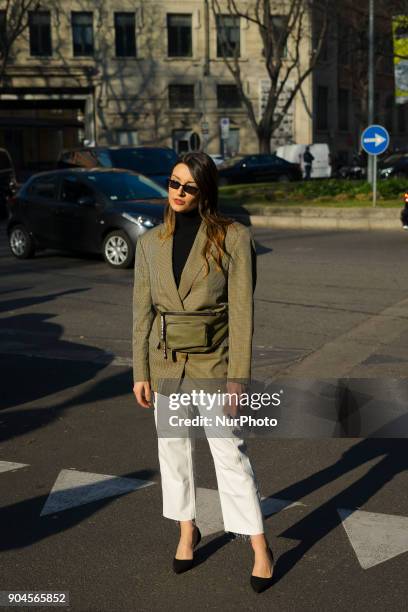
[172,206,202,288]
[172,207,257,292]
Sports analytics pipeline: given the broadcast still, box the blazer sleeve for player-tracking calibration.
[227,225,256,384]
[132,237,155,384]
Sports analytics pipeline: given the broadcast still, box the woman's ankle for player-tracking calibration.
[178,520,196,535]
[250,534,269,552]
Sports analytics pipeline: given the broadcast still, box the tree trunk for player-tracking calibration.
[258,131,272,153]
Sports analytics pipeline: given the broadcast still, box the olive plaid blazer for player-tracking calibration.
[132,219,256,393]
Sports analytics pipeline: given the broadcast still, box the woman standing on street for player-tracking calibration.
[132,152,274,593]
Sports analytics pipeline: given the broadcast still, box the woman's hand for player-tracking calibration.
[223,381,247,417]
[133,381,153,408]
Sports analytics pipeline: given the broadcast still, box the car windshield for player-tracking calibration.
[382,153,408,165]
[220,156,245,168]
[85,172,167,201]
[109,148,178,175]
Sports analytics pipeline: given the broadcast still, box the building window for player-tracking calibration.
[314,16,328,62]
[338,88,349,131]
[225,127,240,157]
[216,15,240,57]
[217,84,241,108]
[316,85,329,131]
[167,14,192,57]
[115,12,136,57]
[270,15,288,58]
[72,12,94,57]
[29,11,52,56]
[337,21,350,65]
[169,84,194,108]
[0,11,5,39]
[117,130,139,145]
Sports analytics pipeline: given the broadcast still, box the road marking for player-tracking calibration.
[261,495,306,517]
[196,488,224,537]
[0,460,29,473]
[40,469,155,516]
[3,458,408,570]
[338,508,408,569]
[195,488,305,537]
[282,296,408,377]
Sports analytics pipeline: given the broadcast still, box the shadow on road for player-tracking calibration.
[0,467,157,553]
[270,425,408,584]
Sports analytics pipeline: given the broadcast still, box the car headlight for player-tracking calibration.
[121,213,158,227]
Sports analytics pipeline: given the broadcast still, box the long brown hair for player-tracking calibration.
[159,152,234,276]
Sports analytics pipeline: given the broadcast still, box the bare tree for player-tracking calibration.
[211,0,329,153]
[0,0,40,84]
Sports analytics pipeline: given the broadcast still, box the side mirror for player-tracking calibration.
[77,195,95,207]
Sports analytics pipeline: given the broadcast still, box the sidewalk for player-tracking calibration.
[222,205,401,231]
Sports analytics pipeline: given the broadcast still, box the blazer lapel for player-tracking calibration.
[156,219,208,308]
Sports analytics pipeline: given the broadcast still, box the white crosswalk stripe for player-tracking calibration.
[338,508,408,569]
[40,469,155,516]
[0,460,29,473]
[196,488,306,537]
[2,459,408,569]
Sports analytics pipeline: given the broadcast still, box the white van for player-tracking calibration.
[276,143,332,178]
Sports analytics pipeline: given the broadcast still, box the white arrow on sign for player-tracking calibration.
[363,133,386,147]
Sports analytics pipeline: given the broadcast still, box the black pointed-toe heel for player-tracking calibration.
[173,525,202,574]
[250,547,274,593]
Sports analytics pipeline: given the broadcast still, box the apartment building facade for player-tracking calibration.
[0,0,314,175]
[0,0,403,175]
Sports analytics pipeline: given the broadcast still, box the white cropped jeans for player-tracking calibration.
[153,382,265,537]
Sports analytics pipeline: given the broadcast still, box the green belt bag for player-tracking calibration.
[154,305,229,359]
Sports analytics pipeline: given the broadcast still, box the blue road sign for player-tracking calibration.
[361,124,390,155]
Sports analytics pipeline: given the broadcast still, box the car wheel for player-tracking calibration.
[102,230,134,269]
[8,224,35,259]
[277,174,291,182]
[218,177,229,187]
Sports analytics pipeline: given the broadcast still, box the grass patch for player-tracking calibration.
[219,179,404,208]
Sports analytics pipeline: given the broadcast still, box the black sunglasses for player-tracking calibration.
[167,178,199,196]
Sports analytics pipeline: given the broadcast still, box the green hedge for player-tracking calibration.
[292,178,407,199]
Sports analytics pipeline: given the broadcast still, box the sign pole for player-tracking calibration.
[361,124,389,202]
[372,154,377,207]
[368,0,375,185]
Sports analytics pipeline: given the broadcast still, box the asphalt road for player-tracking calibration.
[1,221,408,612]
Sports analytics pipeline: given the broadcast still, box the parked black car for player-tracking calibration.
[7,168,166,269]
[379,153,408,179]
[57,145,178,189]
[217,154,302,186]
[0,148,17,220]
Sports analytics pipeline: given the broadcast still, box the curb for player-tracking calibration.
[224,206,402,231]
